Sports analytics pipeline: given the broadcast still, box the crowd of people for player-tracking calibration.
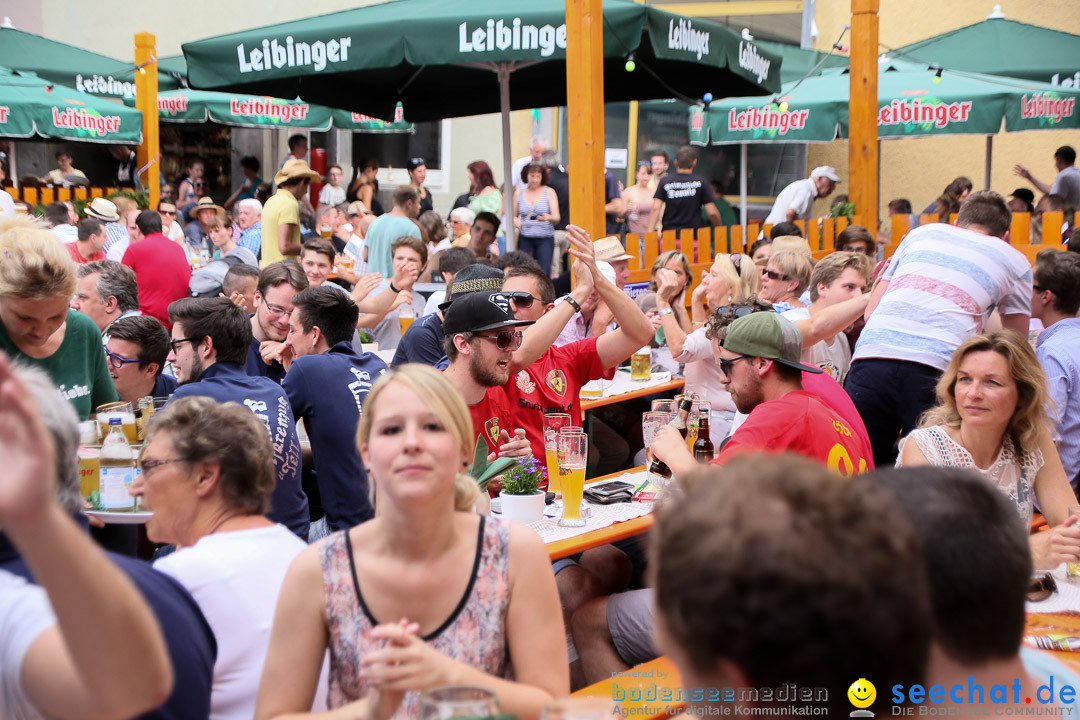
[2,137,1080,719]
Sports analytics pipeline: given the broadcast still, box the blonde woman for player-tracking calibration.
[0,214,117,419]
[898,332,1080,569]
[256,364,567,720]
[759,250,812,311]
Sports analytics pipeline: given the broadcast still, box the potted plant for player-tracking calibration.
[498,455,546,523]
[357,328,378,354]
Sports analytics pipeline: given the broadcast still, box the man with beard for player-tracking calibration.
[166,297,309,540]
[244,261,308,384]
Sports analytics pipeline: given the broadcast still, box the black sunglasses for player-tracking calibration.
[474,329,523,351]
[714,305,756,321]
[717,354,751,377]
[762,268,791,282]
[507,291,540,309]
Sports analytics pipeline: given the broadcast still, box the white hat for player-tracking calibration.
[810,166,841,183]
[84,197,120,222]
[595,260,617,285]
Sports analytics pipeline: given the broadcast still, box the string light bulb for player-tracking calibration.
[933,67,943,84]
[702,92,713,112]
[778,100,789,112]
[624,52,635,73]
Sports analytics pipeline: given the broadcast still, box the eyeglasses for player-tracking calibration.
[762,268,791,282]
[474,329,523,351]
[104,346,141,369]
[714,305,756,321]
[1027,573,1058,602]
[168,337,197,353]
[159,209,177,215]
[1033,284,1047,292]
[262,297,290,317]
[507,291,540,309]
[137,457,190,475]
[716,355,751,377]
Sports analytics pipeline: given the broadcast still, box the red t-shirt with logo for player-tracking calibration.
[503,336,614,459]
[713,390,874,476]
[466,384,515,456]
[801,371,874,463]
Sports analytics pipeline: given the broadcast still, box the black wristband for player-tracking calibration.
[562,295,582,313]
[389,282,400,293]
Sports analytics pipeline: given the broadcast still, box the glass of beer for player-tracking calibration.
[399,305,416,336]
[631,346,652,381]
[543,413,571,495]
[652,399,675,414]
[420,686,499,720]
[78,447,100,500]
[642,411,673,465]
[557,428,588,527]
[1069,506,1080,579]
[96,401,138,444]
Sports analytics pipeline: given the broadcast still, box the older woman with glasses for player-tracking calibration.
[759,250,812,312]
[133,395,327,720]
[256,364,567,720]
[0,215,118,420]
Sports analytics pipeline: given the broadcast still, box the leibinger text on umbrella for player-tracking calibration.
[668,19,711,61]
[458,19,567,58]
[51,107,122,136]
[726,106,810,134]
[230,98,310,121]
[75,74,136,99]
[236,36,352,74]
[877,99,973,129]
[738,41,772,84]
[0,107,8,124]
[1020,93,1077,123]
[157,96,190,115]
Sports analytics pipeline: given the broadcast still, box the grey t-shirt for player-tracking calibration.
[1051,166,1080,211]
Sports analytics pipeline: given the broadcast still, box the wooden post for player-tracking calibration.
[566,0,606,239]
[849,0,879,236]
[134,31,160,209]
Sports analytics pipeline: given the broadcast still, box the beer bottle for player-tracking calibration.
[647,397,694,483]
[692,408,714,462]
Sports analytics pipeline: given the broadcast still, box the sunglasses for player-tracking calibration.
[410,157,425,166]
[1027,573,1058,602]
[474,329,523,351]
[714,305,755,320]
[762,268,791,282]
[104,346,141,369]
[507,291,540,309]
[716,354,751,377]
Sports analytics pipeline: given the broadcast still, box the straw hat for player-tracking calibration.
[84,197,119,222]
[191,197,225,217]
[593,235,634,262]
[274,158,321,186]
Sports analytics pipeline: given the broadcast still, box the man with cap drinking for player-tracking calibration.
[184,196,225,266]
[263,159,321,266]
[764,166,841,226]
[651,311,872,476]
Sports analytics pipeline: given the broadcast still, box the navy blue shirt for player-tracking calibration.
[283,342,387,531]
[244,336,286,384]
[153,373,178,398]
[1,525,217,720]
[170,362,309,539]
[391,312,446,368]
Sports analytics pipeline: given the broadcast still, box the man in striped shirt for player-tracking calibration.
[844,190,1031,466]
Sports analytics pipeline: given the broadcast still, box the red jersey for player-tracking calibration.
[503,336,613,459]
[713,390,873,476]
[65,242,106,265]
[801,372,874,464]
[121,232,191,329]
[466,384,515,456]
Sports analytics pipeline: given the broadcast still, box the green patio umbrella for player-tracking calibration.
[0,67,144,144]
[889,16,1080,86]
[0,26,180,100]
[182,0,782,243]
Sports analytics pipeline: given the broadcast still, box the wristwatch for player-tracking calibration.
[657,307,674,317]
[561,295,582,313]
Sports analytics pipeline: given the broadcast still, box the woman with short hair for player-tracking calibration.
[0,215,117,419]
[512,162,560,275]
[256,364,567,720]
[899,331,1080,569]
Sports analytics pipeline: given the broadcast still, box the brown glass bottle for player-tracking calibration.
[692,408,714,462]
[647,397,694,482]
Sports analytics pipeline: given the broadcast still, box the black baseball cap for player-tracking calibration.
[442,291,535,335]
[1010,188,1035,205]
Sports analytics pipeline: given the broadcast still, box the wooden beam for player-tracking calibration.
[654,1,803,17]
[848,0,879,236]
[566,0,606,238]
[134,31,160,209]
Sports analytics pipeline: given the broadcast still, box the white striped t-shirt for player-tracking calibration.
[852,223,1031,371]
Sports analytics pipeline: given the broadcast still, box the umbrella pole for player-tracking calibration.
[498,63,516,252]
[984,136,992,191]
[740,143,748,242]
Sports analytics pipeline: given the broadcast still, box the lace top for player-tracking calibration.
[318,516,514,719]
[897,425,1043,526]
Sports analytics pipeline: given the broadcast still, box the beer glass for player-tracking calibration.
[557,429,588,527]
[419,686,499,720]
[96,401,137,444]
[399,305,416,336]
[630,346,651,381]
[651,399,675,414]
[543,413,571,495]
[642,411,672,465]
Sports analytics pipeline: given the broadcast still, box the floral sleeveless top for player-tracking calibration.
[897,425,1043,526]
[318,516,514,718]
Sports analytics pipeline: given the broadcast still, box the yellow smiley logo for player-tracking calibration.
[847,678,876,710]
